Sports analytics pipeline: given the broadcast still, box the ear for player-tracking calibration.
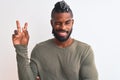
[71,19,74,27]
[72,19,74,25]
[50,19,54,28]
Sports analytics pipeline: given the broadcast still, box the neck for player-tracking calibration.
[54,38,73,48]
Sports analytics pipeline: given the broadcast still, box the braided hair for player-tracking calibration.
[51,1,73,18]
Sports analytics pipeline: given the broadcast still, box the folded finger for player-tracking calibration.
[12,34,15,38]
[14,30,18,35]
[12,34,17,41]
[22,29,29,38]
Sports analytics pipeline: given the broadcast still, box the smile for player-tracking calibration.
[58,31,67,37]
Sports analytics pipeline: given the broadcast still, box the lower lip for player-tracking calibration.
[58,32,67,37]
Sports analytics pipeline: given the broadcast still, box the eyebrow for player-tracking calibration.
[66,19,73,22]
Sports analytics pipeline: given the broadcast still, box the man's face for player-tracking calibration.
[51,12,74,42]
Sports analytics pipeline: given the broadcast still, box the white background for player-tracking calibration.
[0,0,120,80]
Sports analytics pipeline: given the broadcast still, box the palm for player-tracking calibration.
[12,20,29,45]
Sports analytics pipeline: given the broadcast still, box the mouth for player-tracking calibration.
[58,32,67,37]
[52,28,72,42]
[57,30,68,37]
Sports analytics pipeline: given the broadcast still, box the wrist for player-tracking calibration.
[14,45,28,53]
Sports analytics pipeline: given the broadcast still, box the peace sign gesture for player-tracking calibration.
[12,20,29,46]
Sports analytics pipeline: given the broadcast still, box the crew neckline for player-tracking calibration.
[50,38,76,49]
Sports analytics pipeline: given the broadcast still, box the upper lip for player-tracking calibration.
[57,30,68,33]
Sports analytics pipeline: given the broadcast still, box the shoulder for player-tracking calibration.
[73,39,91,50]
[73,39,93,56]
[31,39,53,56]
[73,39,94,63]
[33,38,53,50]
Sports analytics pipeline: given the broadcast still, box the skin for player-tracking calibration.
[51,12,74,48]
[12,20,29,46]
[12,21,40,80]
[12,12,74,80]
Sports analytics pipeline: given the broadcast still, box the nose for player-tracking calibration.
[59,23,66,30]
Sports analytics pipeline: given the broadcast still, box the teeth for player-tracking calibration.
[58,32,67,36]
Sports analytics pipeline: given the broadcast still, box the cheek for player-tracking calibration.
[52,27,59,32]
[68,26,73,31]
[52,24,60,29]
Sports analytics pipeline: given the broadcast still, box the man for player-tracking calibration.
[12,1,98,80]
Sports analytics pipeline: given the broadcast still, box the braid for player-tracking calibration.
[51,1,73,18]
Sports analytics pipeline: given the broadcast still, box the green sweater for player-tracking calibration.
[15,39,98,80]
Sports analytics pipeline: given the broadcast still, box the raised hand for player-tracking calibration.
[12,20,29,46]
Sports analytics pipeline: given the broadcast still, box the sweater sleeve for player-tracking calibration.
[80,46,98,80]
[14,45,37,80]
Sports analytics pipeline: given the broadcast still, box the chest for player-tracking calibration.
[37,48,81,77]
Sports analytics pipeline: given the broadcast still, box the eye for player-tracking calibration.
[54,22,61,25]
[65,20,71,25]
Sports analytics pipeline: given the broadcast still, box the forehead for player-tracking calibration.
[52,12,72,21]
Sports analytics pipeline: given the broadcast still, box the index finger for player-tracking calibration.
[16,20,21,32]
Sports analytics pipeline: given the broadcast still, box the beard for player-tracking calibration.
[52,28,72,42]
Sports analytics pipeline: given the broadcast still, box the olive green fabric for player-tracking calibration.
[15,39,98,80]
